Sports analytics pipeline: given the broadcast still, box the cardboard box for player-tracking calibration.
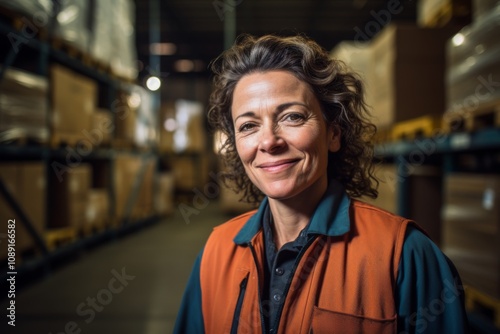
[0,163,46,259]
[114,154,156,221]
[0,67,49,142]
[49,164,91,229]
[442,174,500,299]
[92,109,113,146]
[51,65,96,138]
[362,164,398,214]
[171,153,210,191]
[446,6,500,113]
[159,102,175,153]
[473,0,500,20]
[362,164,443,245]
[132,158,155,218]
[155,172,175,215]
[86,189,109,227]
[114,91,137,144]
[217,157,255,214]
[418,0,471,28]
[367,24,450,128]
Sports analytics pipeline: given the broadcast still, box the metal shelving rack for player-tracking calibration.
[0,11,160,290]
[374,128,500,216]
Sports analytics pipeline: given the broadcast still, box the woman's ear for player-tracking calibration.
[328,124,341,153]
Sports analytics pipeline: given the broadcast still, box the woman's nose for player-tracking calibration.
[258,124,286,153]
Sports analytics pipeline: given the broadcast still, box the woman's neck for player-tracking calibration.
[268,177,328,249]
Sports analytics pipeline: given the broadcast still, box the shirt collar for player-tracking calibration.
[233,180,351,245]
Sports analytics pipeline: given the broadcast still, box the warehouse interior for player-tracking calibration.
[0,0,499,333]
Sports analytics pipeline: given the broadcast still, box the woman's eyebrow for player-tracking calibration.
[234,102,309,123]
[276,102,308,112]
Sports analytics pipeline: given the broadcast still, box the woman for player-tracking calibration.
[174,34,468,333]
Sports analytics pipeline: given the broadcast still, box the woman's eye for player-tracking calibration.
[239,123,256,132]
[284,113,305,122]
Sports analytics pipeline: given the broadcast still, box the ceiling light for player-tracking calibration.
[150,43,177,55]
[452,33,465,47]
[174,59,195,72]
[146,76,161,91]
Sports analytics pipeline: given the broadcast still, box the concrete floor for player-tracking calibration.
[1,201,232,334]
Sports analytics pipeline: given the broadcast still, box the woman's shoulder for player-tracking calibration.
[350,199,410,223]
[209,209,258,239]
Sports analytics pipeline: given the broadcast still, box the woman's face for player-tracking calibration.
[231,70,341,202]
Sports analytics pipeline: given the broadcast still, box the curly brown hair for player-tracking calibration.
[208,34,378,204]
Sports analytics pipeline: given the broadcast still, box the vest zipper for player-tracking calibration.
[271,236,319,333]
[231,273,249,334]
[247,242,267,333]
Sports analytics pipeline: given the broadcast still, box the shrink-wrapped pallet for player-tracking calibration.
[0,67,49,143]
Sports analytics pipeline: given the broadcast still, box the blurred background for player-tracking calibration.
[0,0,499,333]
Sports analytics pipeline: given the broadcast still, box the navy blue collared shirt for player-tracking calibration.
[261,204,314,333]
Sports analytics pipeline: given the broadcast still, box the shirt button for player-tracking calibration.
[273,294,281,302]
[275,267,284,276]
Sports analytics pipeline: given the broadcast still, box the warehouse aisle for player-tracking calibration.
[2,202,231,334]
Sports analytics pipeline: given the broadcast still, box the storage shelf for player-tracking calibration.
[375,128,500,158]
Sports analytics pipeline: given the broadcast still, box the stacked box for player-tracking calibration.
[446,6,500,114]
[217,158,255,214]
[52,0,91,53]
[330,41,372,81]
[131,85,157,149]
[114,155,156,221]
[51,65,96,143]
[0,67,49,143]
[368,24,450,128]
[0,0,52,17]
[472,0,500,20]
[362,164,399,214]
[49,164,91,229]
[90,0,138,80]
[159,102,175,153]
[173,99,206,153]
[417,0,471,28]
[442,174,500,299]
[155,173,175,216]
[0,163,46,259]
[85,189,109,228]
[91,109,113,146]
[363,164,443,245]
[132,158,155,218]
[114,90,137,145]
[171,153,210,191]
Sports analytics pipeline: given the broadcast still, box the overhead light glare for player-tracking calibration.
[150,43,177,55]
[146,76,161,91]
[452,33,465,47]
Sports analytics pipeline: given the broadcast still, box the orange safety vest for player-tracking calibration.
[200,200,416,334]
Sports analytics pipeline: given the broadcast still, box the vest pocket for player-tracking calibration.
[311,306,396,334]
[231,274,249,334]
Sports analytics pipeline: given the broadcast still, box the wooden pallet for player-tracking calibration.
[465,285,500,329]
[0,129,49,146]
[444,102,500,133]
[80,222,106,237]
[0,6,49,41]
[391,115,443,141]
[51,37,94,67]
[423,0,470,28]
[50,132,87,148]
[112,138,135,150]
[45,227,77,251]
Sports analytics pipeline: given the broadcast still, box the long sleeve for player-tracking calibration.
[173,249,205,334]
[396,226,469,333]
